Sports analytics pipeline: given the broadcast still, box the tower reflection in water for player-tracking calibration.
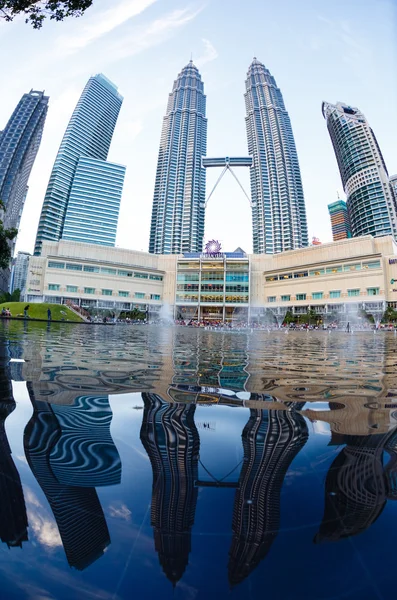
[0,353,28,549]
[24,383,121,570]
[140,393,200,586]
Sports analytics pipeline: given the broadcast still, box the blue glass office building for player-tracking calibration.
[149,61,207,254]
[34,74,123,255]
[62,157,125,246]
[245,58,308,254]
[323,101,397,239]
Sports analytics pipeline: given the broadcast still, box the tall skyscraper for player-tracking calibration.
[0,90,48,290]
[245,58,308,254]
[328,199,351,241]
[62,157,125,246]
[390,174,397,206]
[149,61,207,254]
[0,90,48,233]
[322,102,397,239]
[34,74,123,255]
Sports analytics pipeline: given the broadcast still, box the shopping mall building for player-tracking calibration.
[25,235,397,322]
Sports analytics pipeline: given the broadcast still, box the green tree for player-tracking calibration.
[0,288,21,304]
[0,201,17,270]
[0,1,93,29]
[307,307,317,326]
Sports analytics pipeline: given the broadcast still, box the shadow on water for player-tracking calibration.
[0,320,397,598]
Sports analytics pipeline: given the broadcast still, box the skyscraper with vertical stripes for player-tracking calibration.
[328,199,351,241]
[34,74,123,255]
[245,58,308,254]
[149,61,207,254]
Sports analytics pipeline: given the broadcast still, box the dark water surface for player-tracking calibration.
[0,320,397,599]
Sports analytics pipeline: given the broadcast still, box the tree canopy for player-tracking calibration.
[0,201,18,271]
[0,0,93,28]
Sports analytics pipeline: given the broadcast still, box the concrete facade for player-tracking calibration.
[25,236,397,319]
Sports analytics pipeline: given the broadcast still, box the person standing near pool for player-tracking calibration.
[47,308,52,321]
[24,305,30,318]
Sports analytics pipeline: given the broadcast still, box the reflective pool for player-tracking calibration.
[0,320,396,599]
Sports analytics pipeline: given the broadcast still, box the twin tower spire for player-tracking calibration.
[149,58,309,255]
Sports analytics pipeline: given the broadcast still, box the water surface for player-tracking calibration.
[0,321,396,599]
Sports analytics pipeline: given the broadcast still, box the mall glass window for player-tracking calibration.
[102,289,112,296]
[149,274,163,281]
[309,269,324,277]
[294,271,308,278]
[362,261,381,269]
[134,272,148,279]
[135,292,145,299]
[48,284,60,291]
[84,265,100,273]
[367,287,380,296]
[348,289,360,297]
[118,270,133,277]
[312,292,323,300]
[66,285,78,293]
[330,290,341,298]
[48,261,65,269]
[344,263,361,272]
[150,294,161,301]
[266,275,278,282]
[66,263,82,271]
[280,273,292,280]
[101,268,116,275]
[296,293,307,301]
[118,291,129,297]
[281,295,291,301]
[325,266,342,274]
[84,287,95,294]
[267,296,276,302]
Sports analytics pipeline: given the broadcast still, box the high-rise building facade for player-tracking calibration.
[10,250,30,295]
[34,74,123,255]
[0,90,48,233]
[328,199,351,241]
[390,174,397,206]
[245,58,308,254]
[62,157,125,246]
[149,61,207,254]
[322,102,397,239]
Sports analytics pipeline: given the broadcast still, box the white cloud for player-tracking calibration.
[109,503,132,521]
[195,38,218,67]
[25,489,62,549]
[58,0,158,52]
[105,6,204,63]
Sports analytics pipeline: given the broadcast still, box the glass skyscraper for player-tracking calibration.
[323,102,397,239]
[328,199,351,241]
[62,157,125,247]
[149,61,207,254]
[0,90,48,229]
[34,74,123,255]
[245,58,308,254]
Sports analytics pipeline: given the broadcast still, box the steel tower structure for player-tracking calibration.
[149,61,207,254]
[323,102,397,239]
[245,58,308,254]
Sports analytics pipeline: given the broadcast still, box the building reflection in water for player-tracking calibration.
[0,354,28,548]
[228,407,308,586]
[315,428,397,542]
[140,393,200,586]
[24,383,121,570]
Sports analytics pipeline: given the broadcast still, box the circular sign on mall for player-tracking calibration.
[205,239,222,254]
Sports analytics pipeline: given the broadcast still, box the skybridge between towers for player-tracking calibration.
[202,156,253,208]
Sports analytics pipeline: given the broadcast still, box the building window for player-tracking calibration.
[150,294,161,301]
[294,271,308,278]
[118,291,129,297]
[66,285,78,293]
[102,289,112,296]
[135,292,145,299]
[149,274,163,281]
[281,295,291,302]
[330,290,341,298]
[362,260,381,269]
[48,284,60,291]
[309,269,324,277]
[348,289,360,297]
[118,270,133,277]
[280,273,292,280]
[312,292,323,300]
[84,287,95,294]
[266,275,278,282]
[367,287,380,296]
[134,272,148,279]
[84,265,100,273]
[267,296,276,303]
[296,293,306,301]
[101,268,116,275]
[66,263,83,271]
[48,261,65,269]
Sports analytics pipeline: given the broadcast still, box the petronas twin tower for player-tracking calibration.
[149,58,308,255]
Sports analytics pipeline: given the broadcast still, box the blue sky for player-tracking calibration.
[1,0,396,254]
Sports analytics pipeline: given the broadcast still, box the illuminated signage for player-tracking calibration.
[201,239,224,259]
[389,258,397,264]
